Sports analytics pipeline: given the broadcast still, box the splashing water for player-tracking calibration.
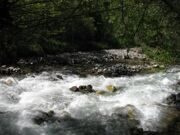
[0,67,179,135]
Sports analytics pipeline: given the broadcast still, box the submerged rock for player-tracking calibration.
[33,110,57,125]
[49,74,63,81]
[166,94,176,104]
[70,84,123,95]
[166,93,180,110]
[56,75,63,80]
[111,105,162,135]
[112,104,144,133]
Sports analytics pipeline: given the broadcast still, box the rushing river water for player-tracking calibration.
[0,67,179,135]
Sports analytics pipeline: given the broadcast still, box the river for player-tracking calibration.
[0,66,179,135]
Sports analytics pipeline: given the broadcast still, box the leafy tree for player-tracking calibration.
[0,0,179,64]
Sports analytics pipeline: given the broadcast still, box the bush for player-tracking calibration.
[142,45,174,64]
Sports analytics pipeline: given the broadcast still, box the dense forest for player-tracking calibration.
[0,0,180,64]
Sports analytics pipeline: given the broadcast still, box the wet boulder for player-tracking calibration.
[96,90,109,95]
[0,77,18,86]
[107,106,143,135]
[56,75,63,80]
[166,94,176,104]
[70,86,79,92]
[106,85,118,92]
[166,93,180,110]
[113,105,143,122]
[69,85,95,93]
[33,110,58,125]
[49,74,63,81]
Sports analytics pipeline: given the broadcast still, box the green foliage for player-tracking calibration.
[142,46,174,64]
[17,44,44,57]
[0,0,179,64]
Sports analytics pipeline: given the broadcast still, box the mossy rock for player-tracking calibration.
[96,90,109,95]
[106,85,117,92]
[127,109,135,119]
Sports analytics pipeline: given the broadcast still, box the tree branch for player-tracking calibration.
[133,0,152,38]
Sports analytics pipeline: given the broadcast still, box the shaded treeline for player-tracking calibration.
[0,0,179,64]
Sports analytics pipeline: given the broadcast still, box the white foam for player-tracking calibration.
[0,68,179,132]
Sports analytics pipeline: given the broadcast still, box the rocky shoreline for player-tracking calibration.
[0,58,179,135]
[0,48,165,76]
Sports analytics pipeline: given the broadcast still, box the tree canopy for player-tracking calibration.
[0,0,179,64]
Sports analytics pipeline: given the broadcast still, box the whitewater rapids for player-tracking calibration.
[0,67,179,135]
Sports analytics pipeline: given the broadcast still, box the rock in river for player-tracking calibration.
[70,86,79,92]
[70,85,95,93]
[0,77,18,86]
[33,110,57,125]
[166,93,180,110]
[106,85,117,92]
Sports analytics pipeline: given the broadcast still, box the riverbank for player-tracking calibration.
[0,47,165,77]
